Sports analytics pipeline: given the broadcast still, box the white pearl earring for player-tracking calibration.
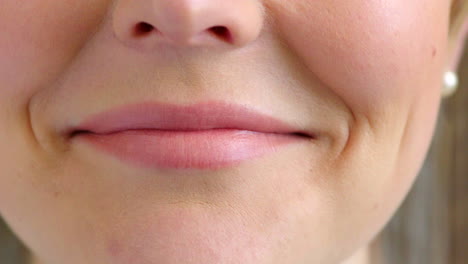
[442,71,459,98]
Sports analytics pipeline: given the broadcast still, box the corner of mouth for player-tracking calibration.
[66,128,91,139]
[291,131,316,139]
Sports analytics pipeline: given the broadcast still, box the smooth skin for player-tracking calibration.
[0,1,466,264]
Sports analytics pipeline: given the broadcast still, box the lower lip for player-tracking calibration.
[74,129,306,170]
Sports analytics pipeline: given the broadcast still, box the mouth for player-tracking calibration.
[67,101,314,170]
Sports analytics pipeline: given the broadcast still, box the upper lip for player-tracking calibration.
[67,101,314,138]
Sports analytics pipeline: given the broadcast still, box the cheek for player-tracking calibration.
[0,1,108,103]
[0,0,109,226]
[0,0,111,197]
[271,0,449,117]
[272,0,448,190]
[270,0,450,252]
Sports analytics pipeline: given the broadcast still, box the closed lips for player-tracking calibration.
[68,101,313,137]
[67,101,314,170]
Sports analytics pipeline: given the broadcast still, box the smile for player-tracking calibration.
[67,101,314,170]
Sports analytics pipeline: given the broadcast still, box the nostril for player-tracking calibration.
[134,22,155,36]
[209,26,232,42]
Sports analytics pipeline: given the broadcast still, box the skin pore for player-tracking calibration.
[0,0,466,264]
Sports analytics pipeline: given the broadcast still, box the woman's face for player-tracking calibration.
[0,0,450,263]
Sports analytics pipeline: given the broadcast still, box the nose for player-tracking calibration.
[112,0,265,49]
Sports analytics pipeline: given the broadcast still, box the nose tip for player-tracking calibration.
[112,0,264,49]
